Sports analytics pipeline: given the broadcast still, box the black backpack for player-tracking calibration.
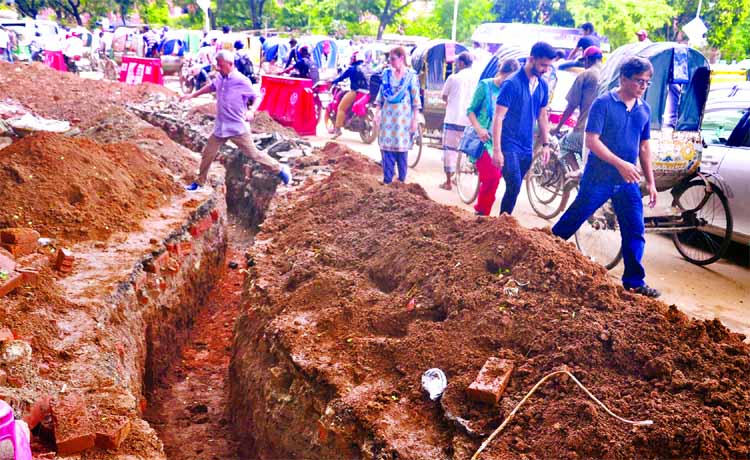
[235,54,258,84]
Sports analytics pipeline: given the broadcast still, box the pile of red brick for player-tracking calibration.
[0,227,78,298]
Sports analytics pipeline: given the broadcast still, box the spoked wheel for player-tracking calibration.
[456,153,480,204]
[407,124,424,168]
[103,58,119,81]
[324,107,336,134]
[360,110,378,144]
[574,194,623,270]
[671,179,733,265]
[526,151,570,219]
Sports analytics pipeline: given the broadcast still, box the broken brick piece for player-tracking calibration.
[54,248,75,272]
[51,392,96,455]
[18,268,39,285]
[166,242,180,256]
[466,358,515,405]
[1,228,40,244]
[0,271,24,297]
[95,415,131,450]
[0,327,14,342]
[143,251,170,274]
[1,242,37,258]
[179,241,192,254]
[210,209,220,222]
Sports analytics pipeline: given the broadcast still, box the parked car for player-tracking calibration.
[701,82,750,244]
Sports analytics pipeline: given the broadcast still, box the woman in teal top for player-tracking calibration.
[466,58,520,215]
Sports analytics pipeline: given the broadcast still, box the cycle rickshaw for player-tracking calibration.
[408,39,470,168]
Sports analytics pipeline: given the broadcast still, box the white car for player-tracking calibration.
[702,82,750,244]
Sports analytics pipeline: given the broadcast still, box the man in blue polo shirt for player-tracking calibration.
[491,41,556,215]
[552,56,660,298]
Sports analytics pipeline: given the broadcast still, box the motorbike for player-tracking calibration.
[64,54,80,74]
[323,83,378,144]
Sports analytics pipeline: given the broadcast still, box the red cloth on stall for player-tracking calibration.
[258,75,317,136]
[118,56,164,85]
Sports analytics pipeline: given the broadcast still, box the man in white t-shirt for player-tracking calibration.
[440,51,475,190]
[0,28,10,63]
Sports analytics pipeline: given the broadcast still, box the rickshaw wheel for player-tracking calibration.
[671,179,733,265]
[407,124,424,168]
[456,153,480,205]
[526,150,569,220]
[573,191,623,270]
[360,109,378,144]
[103,59,119,81]
[324,107,336,134]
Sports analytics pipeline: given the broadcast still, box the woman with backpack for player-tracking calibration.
[374,46,421,184]
[466,58,520,215]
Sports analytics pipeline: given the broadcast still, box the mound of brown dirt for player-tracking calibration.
[187,102,299,138]
[230,145,750,460]
[0,132,181,243]
[0,61,172,126]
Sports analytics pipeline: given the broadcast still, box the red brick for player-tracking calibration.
[54,248,74,272]
[1,242,37,258]
[189,224,202,238]
[51,392,96,455]
[0,271,23,297]
[6,374,24,387]
[210,209,220,222]
[0,368,6,386]
[162,258,180,275]
[95,415,131,450]
[0,250,16,273]
[19,268,39,285]
[1,228,40,244]
[166,242,179,256]
[143,251,170,274]
[23,395,51,429]
[0,327,14,342]
[179,241,192,254]
[466,358,515,405]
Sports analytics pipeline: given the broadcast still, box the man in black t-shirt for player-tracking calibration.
[567,22,601,60]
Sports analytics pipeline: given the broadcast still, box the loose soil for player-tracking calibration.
[145,219,251,460]
[0,62,171,126]
[0,132,181,244]
[231,142,750,459]
[188,102,300,138]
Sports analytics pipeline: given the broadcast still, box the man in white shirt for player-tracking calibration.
[63,32,84,72]
[440,51,475,190]
[0,27,10,63]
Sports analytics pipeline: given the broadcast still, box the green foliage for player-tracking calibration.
[719,13,750,61]
[669,0,750,50]
[403,0,495,42]
[567,0,674,48]
[140,0,169,25]
[493,0,573,26]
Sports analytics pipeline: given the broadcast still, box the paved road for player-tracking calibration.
[308,129,750,340]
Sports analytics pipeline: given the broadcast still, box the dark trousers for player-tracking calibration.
[500,150,532,215]
[382,151,407,184]
[552,178,646,289]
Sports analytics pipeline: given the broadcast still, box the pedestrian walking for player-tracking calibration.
[491,42,556,215]
[466,58,519,215]
[440,51,474,191]
[0,27,11,63]
[552,56,660,298]
[374,46,421,184]
[551,45,604,174]
[180,50,291,190]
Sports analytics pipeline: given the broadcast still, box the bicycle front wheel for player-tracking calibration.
[456,153,480,204]
[526,151,569,219]
[407,124,423,168]
[574,195,623,270]
[671,179,733,265]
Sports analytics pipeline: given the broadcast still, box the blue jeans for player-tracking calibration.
[552,178,646,289]
[382,150,407,184]
[500,151,532,215]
